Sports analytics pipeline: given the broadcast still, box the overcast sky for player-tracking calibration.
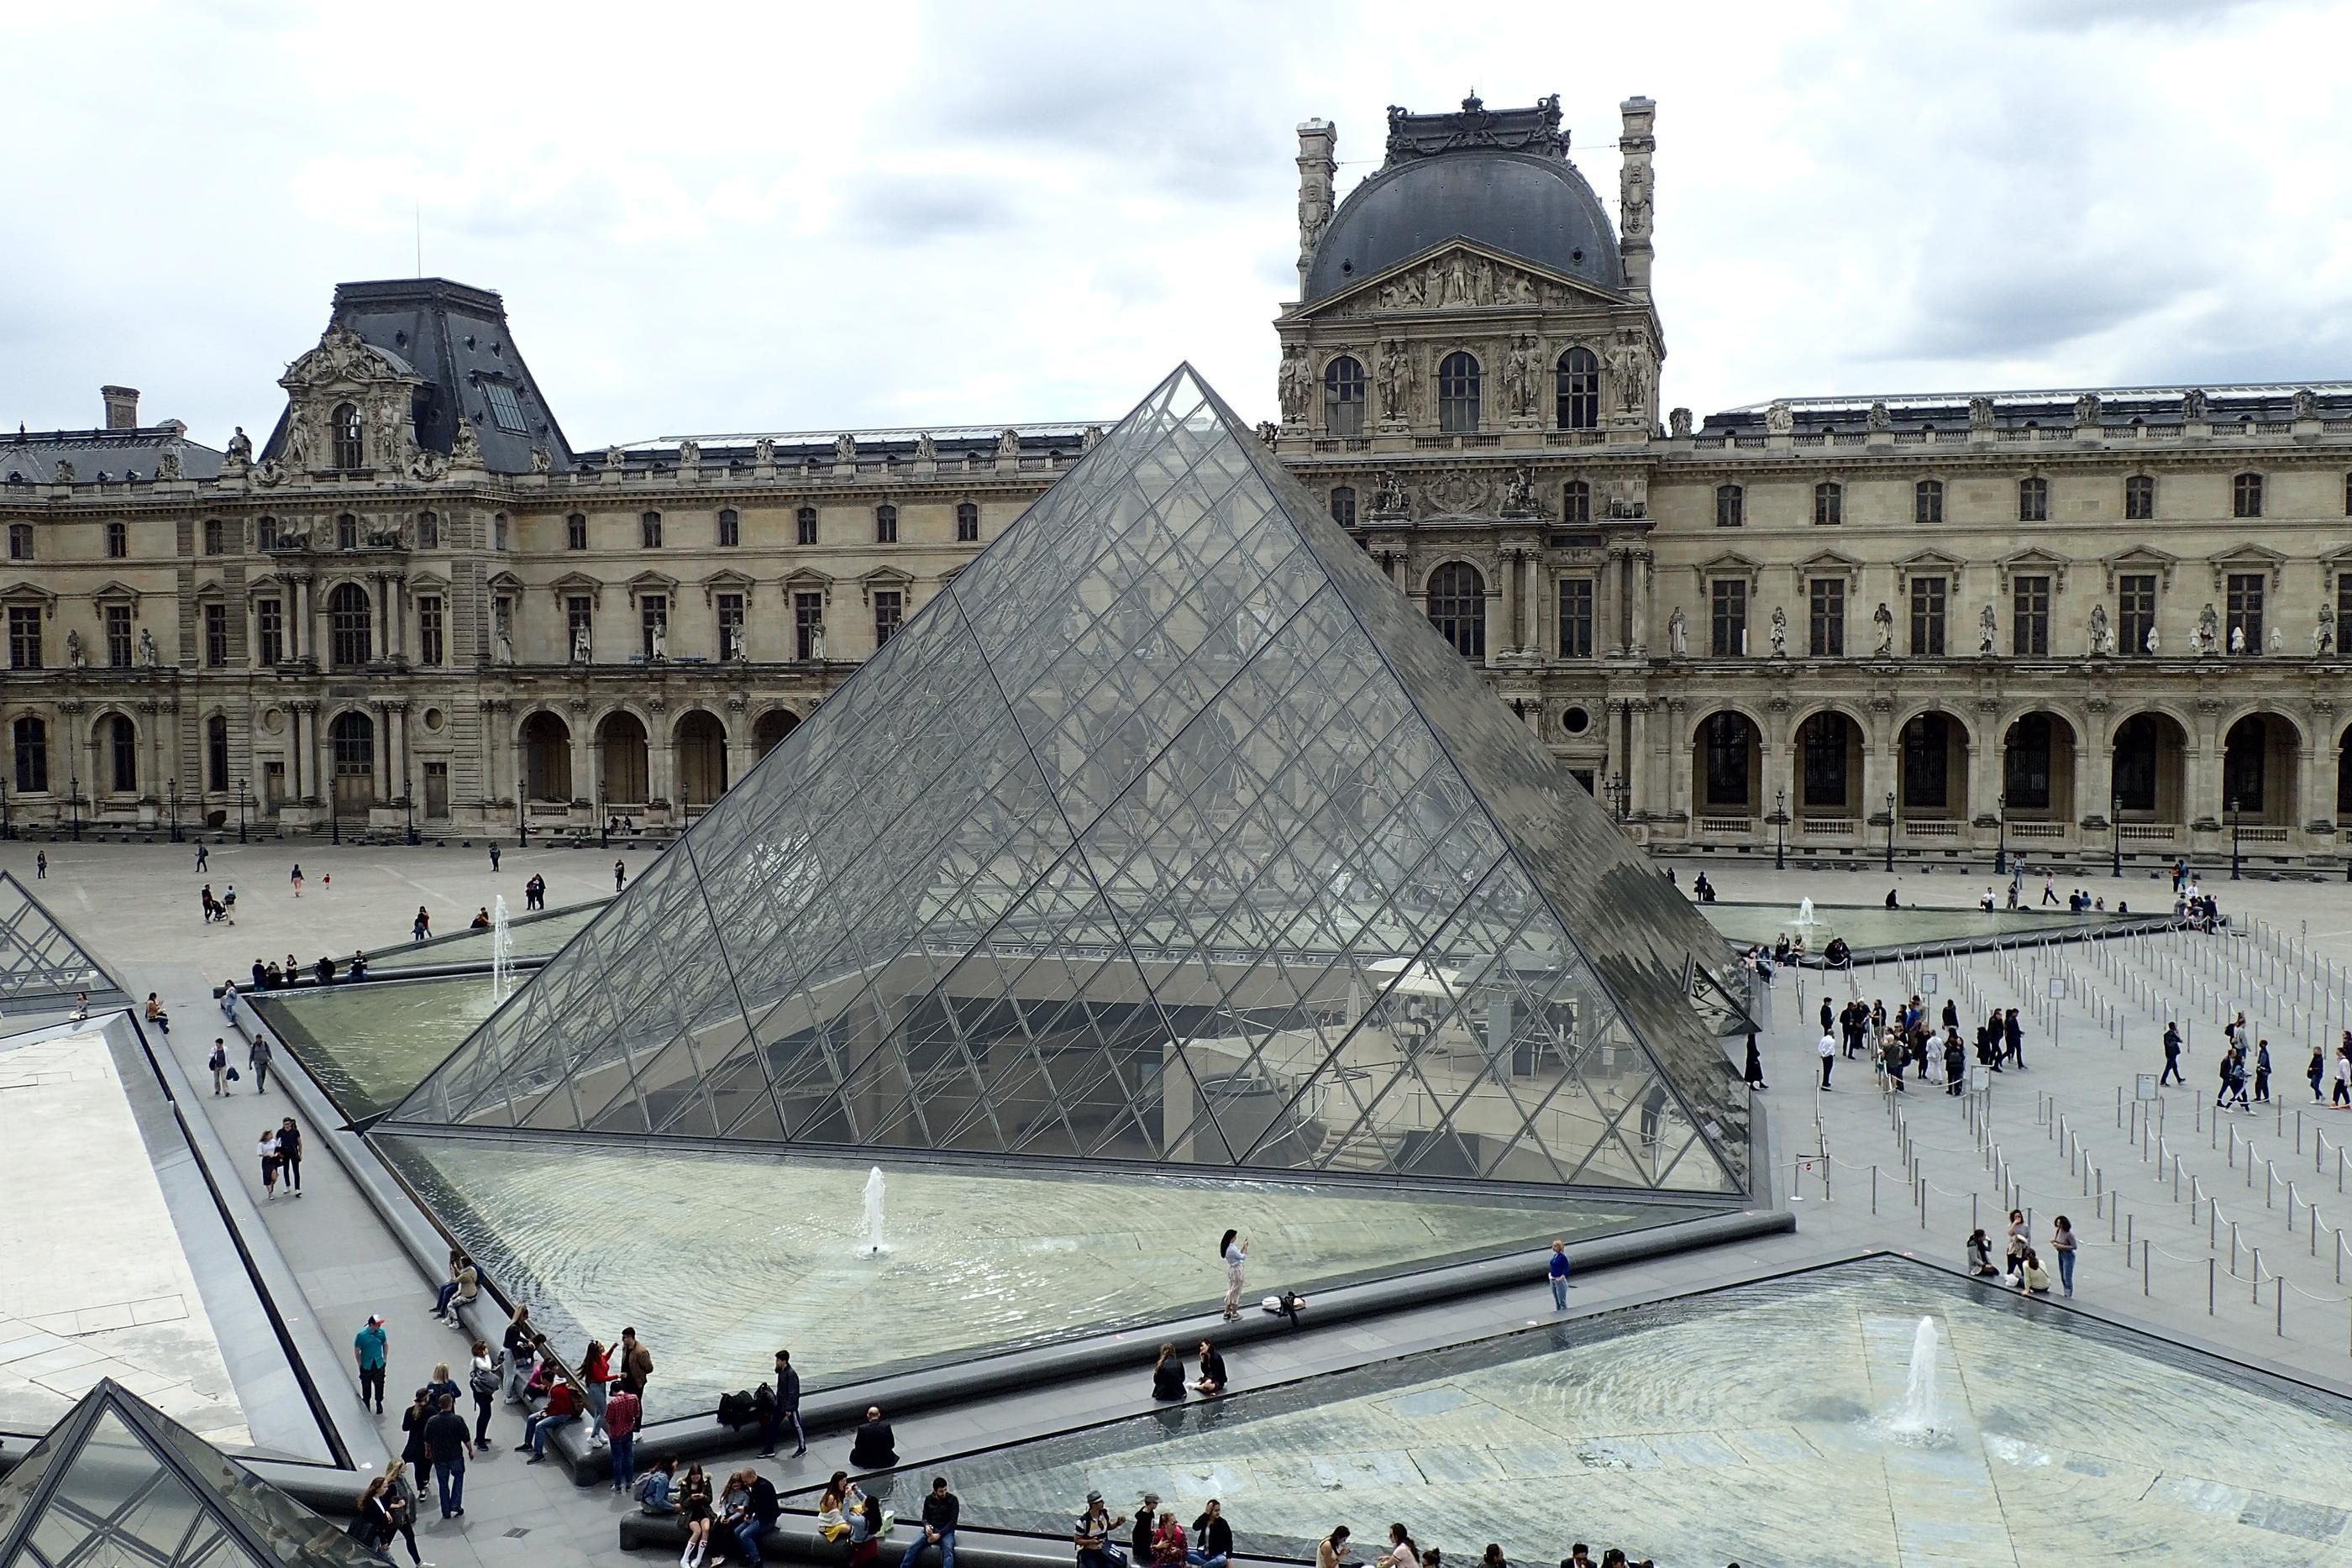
[6,2,2349,449]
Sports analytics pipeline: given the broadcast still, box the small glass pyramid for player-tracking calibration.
[0,872,125,1013]
[389,366,1748,1195]
[0,1381,377,1568]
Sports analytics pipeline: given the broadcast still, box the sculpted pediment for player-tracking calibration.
[280,325,420,393]
[1295,241,1623,321]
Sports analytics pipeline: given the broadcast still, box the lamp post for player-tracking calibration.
[330,779,341,846]
[403,767,416,846]
[2230,794,2243,881]
[1,774,10,842]
[167,778,181,844]
[1883,789,1896,873]
[1609,771,1629,824]
[235,777,247,845]
[1773,786,1787,872]
[2110,776,2122,878]
[68,773,81,842]
[1993,789,2007,875]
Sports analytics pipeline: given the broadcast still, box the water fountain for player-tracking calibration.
[862,1166,888,1255]
[1881,1315,1943,1442]
[491,894,514,1004]
[1793,897,1819,929]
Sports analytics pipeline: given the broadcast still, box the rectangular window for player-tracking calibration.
[795,507,817,545]
[1329,487,1357,528]
[566,513,587,550]
[1813,481,1842,527]
[105,522,127,559]
[203,518,226,555]
[1714,484,1743,528]
[203,603,228,667]
[2226,572,2265,654]
[105,605,133,668]
[1709,579,1748,657]
[417,595,444,666]
[256,598,283,666]
[875,506,898,544]
[2117,573,2156,658]
[2124,475,2155,520]
[207,720,228,792]
[2010,574,2050,656]
[639,595,667,659]
[717,593,745,660]
[1808,579,1845,657]
[795,590,824,660]
[1703,712,1751,809]
[873,590,902,648]
[418,511,438,549]
[7,606,39,670]
[1908,575,1947,656]
[2339,574,2352,640]
[2234,472,2264,518]
[567,595,593,656]
[8,525,31,561]
[483,380,528,433]
[2018,477,2049,522]
[956,502,979,543]
[1557,578,1593,658]
[640,511,663,548]
[1562,482,1591,524]
[1914,480,1943,525]
[717,508,739,548]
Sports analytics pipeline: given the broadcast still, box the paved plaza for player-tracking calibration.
[4,837,2352,1565]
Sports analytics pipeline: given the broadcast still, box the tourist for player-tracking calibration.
[314,954,336,985]
[2217,1045,2250,1112]
[207,1038,229,1095]
[434,1256,476,1325]
[1131,1494,1160,1564]
[423,1392,472,1518]
[274,1117,303,1195]
[470,907,491,930]
[734,1471,783,1568]
[520,1374,580,1462]
[1220,1228,1248,1320]
[2003,1008,2024,1069]
[218,980,239,1023]
[423,1360,462,1414]
[760,1347,804,1457]
[638,1455,680,1516]
[2050,1215,2078,1297]
[816,1474,853,1540]
[2312,1044,2329,1102]
[680,1465,716,1568]
[850,1405,897,1469]
[1884,888,1899,909]
[399,1387,435,1495]
[1816,1026,1835,1090]
[616,858,627,893]
[354,1314,388,1413]
[501,1306,536,1403]
[1818,996,1833,1036]
[34,851,44,878]
[1181,1504,1231,1568]
[385,1464,428,1565]
[349,948,369,980]
[220,883,236,921]
[1152,1508,1186,1568]
[607,1378,643,1494]
[353,1476,399,1565]
[1317,1528,1356,1568]
[899,1476,958,1568]
[1562,1542,1593,1568]
[1379,1524,1417,1568]
[1151,1342,1187,1401]
[291,863,304,896]
[428,1252,467,1320]
[256,1127,281,1199]
[620,1325,654,1393]
[466,1338,500,1450]
[1193,1339,1227,1396]
[199,884,217,924]
[1965,1229,1998,1277]
[489,844,501,873]
[1478,1548,1504,1568]
[247,1031,273,1093]
[2255,1039,2273,1104]
[144,992,170,1035]
[412,906,431,942]
[2005,1209,2029,1274]
[580,1338,614,1446]
[2335,1041,2352,1108]
[1878,1032,1906,1093]
[2162,1024,2185,1086]
[2015,1247,2052,1298]
[1942,1031,1966,1095]
[1074,1491,1125,1568]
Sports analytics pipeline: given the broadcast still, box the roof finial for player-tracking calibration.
[1462,88,1483,112]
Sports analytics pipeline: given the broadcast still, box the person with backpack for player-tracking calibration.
[247,1033,273,1094]
[207,1039,229,1096]
[467,1338,501,1451]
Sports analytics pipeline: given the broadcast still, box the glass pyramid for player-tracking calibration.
[0,873,126,1015]
[0,1381,378,1568]
[388,366,1749,1196]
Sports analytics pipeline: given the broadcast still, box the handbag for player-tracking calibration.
[226,1067,240,1082]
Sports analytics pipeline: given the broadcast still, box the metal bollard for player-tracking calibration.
[2142,1237,2150,1296]
[2253,1248,2262,1306]
[1872,1164,1878,1215]
[2209,1255,2217,1314]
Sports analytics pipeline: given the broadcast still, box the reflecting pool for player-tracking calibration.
[1700,900,2130,953]
[375,1132,1667,1421]
[258,978,501,1120]
[932,1260,2352,1568]
[362,901,607,975]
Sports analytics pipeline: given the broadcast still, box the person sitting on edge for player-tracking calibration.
[850,1406,897,1469]
[1074,1490,1126,1568]
[899,1476,958,1568]
[1187,1501,1233,1568]
[637,1455,679,1514]
[519,1376,580,1462]
[1193,1339,1228,1397]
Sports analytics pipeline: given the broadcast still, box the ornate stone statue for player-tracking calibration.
[138,627,158,668]
[1967,396,1994,433]
[572,624,591,663]
[2294,388,2319,421]
[2269,624,2282,653]
[2074,392,2102,426]
[1667,606,1688,657]
[528,446,551,475]
[752,437,776,469]
[650,619,668,661]
[2318,605,2337,657]
[450,418,482,467]
[1765,400,1793,436]
[1255,421,1278,446]
[2229,624,2246,655]
[1500,465,1536,516]
[676,439,700,469]
[495,625,515,666]
[1668,406,1692,438]
[2181,388,2209,422]
[1377,340,1413,422]
[155,446,181,480]
[408,449,448,483]
[281,410,312,470]
[65,630,84,669]
[225,426,253,463]
[2145,622,2160,656]
[806,621,825,663]
[1978,603,1998,654]
[604,443,627,472]
[996,427,1021,459]
[731,629,749,662]
[1872,601,1895,655]
[1620,157,1651,237]
[1371,469,1408,517]
[1867,401,1893,433]
[2196,602,2220,655]
[1276,346,1310,425]
[1768,605,1788,657]
[914,432,937,461]
[1609,334,1652,420]
[1499,338,1530,419]
[2089,602,2113,655]
[1082,426,1104,451]
[370,389,406,463]
[51,459,74,484]
[834,433,858,464]
[254,459,285,489]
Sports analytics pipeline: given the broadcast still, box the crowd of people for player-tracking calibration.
[1814,994,2025,1094]
[1965,1209,2077,1298]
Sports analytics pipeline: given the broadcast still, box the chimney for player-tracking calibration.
[101,385,139,431]
[1617,97,1656,298]
[1294,118,1337,297]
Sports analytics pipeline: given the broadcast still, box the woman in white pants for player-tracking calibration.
[1220,1229,1248,1320]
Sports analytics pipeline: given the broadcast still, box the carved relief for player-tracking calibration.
[1668,407,1692,438]
[1967,396,1994,433]
[2181,388,2208,421]
[1359,250,1557,316]
[2074,392,2102,426]
[1764,401,1793,436]
[1276,344,1311,425]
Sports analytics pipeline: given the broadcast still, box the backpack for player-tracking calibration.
[716,1389,758,1430]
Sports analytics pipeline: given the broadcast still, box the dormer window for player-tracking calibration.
[483,380,527,433]
[331,402,364,470]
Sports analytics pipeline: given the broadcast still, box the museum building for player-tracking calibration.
[3,91,2349,865]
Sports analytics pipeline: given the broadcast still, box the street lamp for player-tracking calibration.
[235,777,247,845]
[1609,771,1629,823]
[2229,794,2243,881]
[1,774,11,841]
[68,772,81,842]
[2110,776,2122,878]
[403,767,416,845]
[168,778,181,844]
[1993,789,2007,875]
[330,779,341,846]
[1773,786,1787,872]
[1883,789,1897,873]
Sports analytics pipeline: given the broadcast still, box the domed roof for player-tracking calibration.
[1304,149,1625,305]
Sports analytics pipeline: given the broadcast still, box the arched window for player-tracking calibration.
[565,512,587,550]
[1329,486,1357,528]
[106,714,137,794]
[1914,480,1944,525]
[640,511,664,548]
[1562,480,1590,524]
[1323,355,1367,436]
[328,583,371,668]
[1556,347,1600,430]
[2018,476,2049,522]
[1425,562,1487,658]
[1437,352,1481,433]
[2234,472,2265,518]
[417,511,438,549]
[335,513,359,550]
[331,402,364,470]
[795,506,818,545]
[717,508,739,548]
[1715,484,1744,527]
[1814,481,1843,527]
[955,502,979,542]
[13,716,46,793]
[329,711,375,809]
[206,712,228,792]
[875,505,898,543]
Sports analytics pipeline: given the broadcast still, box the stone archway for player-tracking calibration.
[2109,711,2189,854]
[520,711,572,803]
[1793,711,1863,821]
[597,711,649,808]
[674,710,729,809]
[2223,712,2301,828]
[1898,711,1971,825]
[1691,710,1761,824]
[753,709,799,761]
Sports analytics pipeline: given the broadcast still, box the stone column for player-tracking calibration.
[388,575,407,662]
[57,700,83,809]
[648,702,675,806]
[1629,698,1653,815]
[2071,705,2105,829]
[1966,704,2000,829]
[569,705,594,807]
[1491,558,1514,667]
[1627,550,1652,655]
[1662,699,1689,820]
[1597,552,1620,655]
[1861,700,1896,833]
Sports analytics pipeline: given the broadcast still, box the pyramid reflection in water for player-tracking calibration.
[389,366,1747,1196]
